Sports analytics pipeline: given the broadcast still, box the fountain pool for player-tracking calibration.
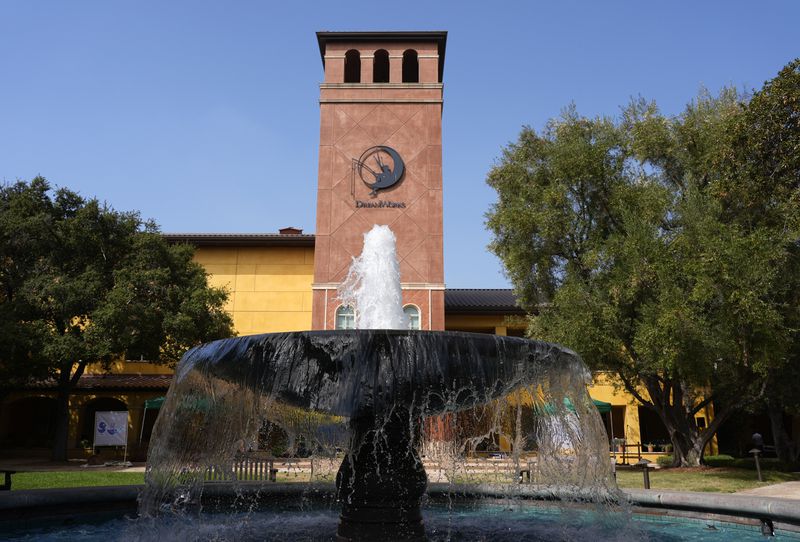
[4,494,800,541]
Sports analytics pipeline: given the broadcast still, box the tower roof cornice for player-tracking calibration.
[316,31,447,80]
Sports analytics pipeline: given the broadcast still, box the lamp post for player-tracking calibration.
[749,448,763,483]
[635,458,652,489]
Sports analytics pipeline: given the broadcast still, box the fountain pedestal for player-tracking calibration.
[335,409,427,541]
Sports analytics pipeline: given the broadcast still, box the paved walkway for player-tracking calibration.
[736,481,800,500]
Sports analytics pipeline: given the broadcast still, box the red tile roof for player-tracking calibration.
[444,289,526,315]
[162,233,315,247]
[29,374,172,391]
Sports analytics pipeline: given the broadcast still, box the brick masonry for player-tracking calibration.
[312,34,445,330]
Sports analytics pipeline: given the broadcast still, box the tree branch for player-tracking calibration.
[689,395,715,417]
[69,359,88,388]
[616,371,652,407]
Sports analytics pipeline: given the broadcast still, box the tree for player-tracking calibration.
[716,59,800,462]
[486,86,794,466]
[0,178,235,461]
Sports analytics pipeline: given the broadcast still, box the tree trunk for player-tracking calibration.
[52,385,71,462]
[643,381,732,467]
[669,430,707,467]
[767,401,797,463]
[640,381,705,467]
[51,361,87,462]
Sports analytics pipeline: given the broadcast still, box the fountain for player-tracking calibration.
[140,225,618,540]
[3,227,799,540]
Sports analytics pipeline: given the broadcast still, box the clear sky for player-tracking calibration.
[1,1,798,288]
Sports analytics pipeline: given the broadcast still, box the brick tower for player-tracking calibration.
[312,31,447,331]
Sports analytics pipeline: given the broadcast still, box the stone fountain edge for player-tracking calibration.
[1,482,799,531]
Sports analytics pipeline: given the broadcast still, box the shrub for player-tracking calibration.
[656,455,673,467]
[703,454,735,467]
[729,457,799,472]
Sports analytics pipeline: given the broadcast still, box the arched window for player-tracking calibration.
[402,49,419,83]
[404,305,421,330]
[344,50,361,83]
[373,49,389,83]
[335,305,356,330]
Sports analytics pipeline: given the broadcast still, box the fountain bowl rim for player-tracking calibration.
[2,483,799,534]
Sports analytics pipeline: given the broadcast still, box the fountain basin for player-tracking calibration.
[171,330,583,418]
[3,484,800,540]
[145,329,613,540]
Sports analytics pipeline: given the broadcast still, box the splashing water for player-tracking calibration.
[338,225,408,330]
[140,223,627,539]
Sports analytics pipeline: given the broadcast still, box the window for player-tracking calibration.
[404,305,421,330]
[402,49,419,83]
[344,50,361,83]
[335,305,355,329]
[373,49,389,83]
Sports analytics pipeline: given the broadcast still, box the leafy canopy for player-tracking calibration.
[486,82,796,414]
[0,177,234,389]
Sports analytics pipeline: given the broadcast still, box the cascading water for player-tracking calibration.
[140,224,624,541]
[338,225,408,330]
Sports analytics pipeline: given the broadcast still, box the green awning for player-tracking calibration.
[144,397,165,410]
[591,398,612,414]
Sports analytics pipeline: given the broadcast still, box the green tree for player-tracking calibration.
[486,86,793,466]
[0,178,235,461]
[716,59,800,462]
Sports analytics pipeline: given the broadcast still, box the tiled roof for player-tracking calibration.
[444,289,526,315]
[163,233,315,247]
[29,374,173,391]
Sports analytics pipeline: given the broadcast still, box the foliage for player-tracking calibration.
[0,177,235,459]
[657,454,799,471]
[728,457,800,472]
[717,59,800,462]
[702,454,735,467]
[486,60,800,467]
[656,455,674,467]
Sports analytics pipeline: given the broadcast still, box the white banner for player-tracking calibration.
[94,411,128,447]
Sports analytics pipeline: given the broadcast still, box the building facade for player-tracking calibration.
[1,31,749,462]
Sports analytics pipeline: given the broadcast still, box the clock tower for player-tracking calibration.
[312,31,447,330]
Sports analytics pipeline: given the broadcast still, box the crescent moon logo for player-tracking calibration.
[353,146,405,195]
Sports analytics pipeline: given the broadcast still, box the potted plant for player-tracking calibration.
[663,443,673,453]
[612,438,625,452]
[646,443,655,453]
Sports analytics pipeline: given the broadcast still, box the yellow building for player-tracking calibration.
[0,230,713,462]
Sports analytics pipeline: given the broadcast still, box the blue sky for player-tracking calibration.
[1,1,798,288]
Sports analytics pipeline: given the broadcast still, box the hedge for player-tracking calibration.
[654,454,798,471]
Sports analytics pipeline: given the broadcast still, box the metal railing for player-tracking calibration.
[205,458,278,482]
